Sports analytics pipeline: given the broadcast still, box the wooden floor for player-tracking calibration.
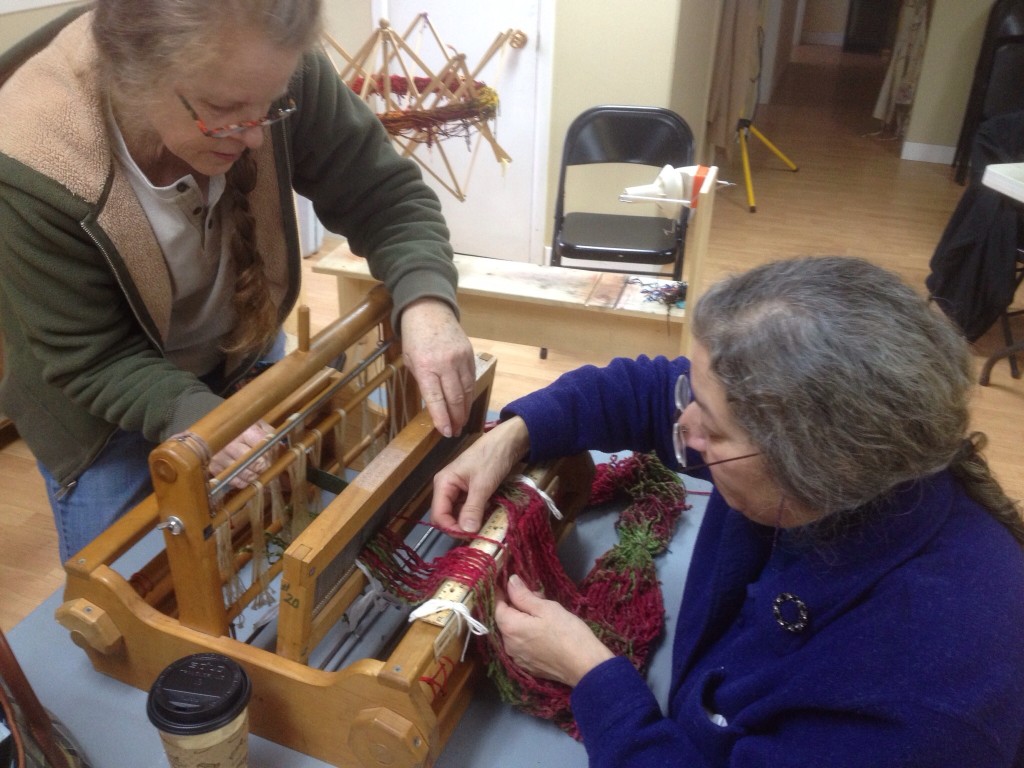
[2,46,1022,632]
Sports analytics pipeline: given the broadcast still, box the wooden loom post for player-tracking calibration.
[148,438,229,634]
[145,286,394,635]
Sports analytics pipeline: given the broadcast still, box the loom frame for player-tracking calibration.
[54,286,596,766]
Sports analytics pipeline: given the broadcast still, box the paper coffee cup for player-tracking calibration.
[147,653,252,768]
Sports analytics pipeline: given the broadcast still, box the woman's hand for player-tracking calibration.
[431,417,531,533]
[496,574,615,687]
[400,298,476,439]
[210,419,274,488]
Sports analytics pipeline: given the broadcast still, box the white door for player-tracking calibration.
[368,1,547,262]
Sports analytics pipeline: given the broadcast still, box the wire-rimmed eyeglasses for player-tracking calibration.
[672,373,761,471]
[673,374,692,467]
[177,93,297,138]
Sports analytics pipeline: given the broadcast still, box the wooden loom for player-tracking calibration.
[54,285,595,767]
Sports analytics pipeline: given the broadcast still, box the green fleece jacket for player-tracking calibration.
[0,11,458,486]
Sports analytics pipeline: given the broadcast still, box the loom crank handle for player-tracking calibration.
[55,598,125,656]
[349,707,429,768]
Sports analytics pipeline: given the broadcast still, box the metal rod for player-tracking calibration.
[209,338,396,498]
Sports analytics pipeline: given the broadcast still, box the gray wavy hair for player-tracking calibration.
[691,256,1020,539]
[93,0,323,104]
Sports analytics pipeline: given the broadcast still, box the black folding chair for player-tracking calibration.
[550,105,695,281]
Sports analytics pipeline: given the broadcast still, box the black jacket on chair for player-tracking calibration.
[926,111,1024,341]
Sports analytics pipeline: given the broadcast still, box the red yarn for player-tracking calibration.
[474,453,688,737]
[360,452,688,738]
[348,74,485,98]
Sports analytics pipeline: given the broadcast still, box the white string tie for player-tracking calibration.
[408,599,489,661]
[511,474,563,520]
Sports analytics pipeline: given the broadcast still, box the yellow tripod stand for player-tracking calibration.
[736,118,798,212]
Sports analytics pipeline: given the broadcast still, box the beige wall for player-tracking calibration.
[801,0,850,43]
[904,0,994,149]
[322,0,372,53]
[547,0,686,215]
[0,2,84,51]
[671,0,727,163]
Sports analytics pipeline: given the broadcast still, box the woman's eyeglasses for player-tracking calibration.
[673,374,692,467]
[672,373,760,471]
[178,93,297,138]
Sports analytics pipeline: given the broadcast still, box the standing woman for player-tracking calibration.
[0,1,476,562]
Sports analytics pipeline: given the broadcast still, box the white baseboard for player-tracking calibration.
[900,142,955,165]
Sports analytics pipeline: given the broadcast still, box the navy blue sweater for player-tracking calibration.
[504,355,1024,767]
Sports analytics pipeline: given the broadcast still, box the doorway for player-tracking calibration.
[843,0,901,53]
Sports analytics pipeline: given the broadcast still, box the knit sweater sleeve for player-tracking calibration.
[501,355,692,470]
[287,50,458,327]
[571,656,712,768]
[571,656,1012,768]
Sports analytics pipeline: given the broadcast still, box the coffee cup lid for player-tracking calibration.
[147,653,252,736]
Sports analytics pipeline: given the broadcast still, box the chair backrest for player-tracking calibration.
[553,105,694,227]
[561,105,695,168]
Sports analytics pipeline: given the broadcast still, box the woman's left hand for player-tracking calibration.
[400,298,476,438]
[496,574,615,687]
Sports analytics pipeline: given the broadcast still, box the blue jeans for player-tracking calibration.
[41,331,289,563]
[40,428,155,564]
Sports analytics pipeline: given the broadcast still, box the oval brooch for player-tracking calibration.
[772,592,809,633]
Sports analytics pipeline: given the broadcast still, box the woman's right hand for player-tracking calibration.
[430,417,531,534]
[209,420,275,488]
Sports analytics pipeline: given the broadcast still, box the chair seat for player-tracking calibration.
[556,212,679,264]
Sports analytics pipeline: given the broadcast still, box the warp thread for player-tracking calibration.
[476,452,688,738]
[359,451,688,738]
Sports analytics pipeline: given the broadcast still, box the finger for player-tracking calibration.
[430,477,466,532]
[430,504,462,532]
[456,505,485,534]
[421,385,455,439]
[438,369,476,437]
[434,376,474,439]
[506,574,543,613]
[493,592,519,629]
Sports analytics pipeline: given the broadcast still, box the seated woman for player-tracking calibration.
[431,256,1024,767]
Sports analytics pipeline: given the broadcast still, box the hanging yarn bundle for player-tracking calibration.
[347,74,499,147]
[359,451,688,738]
[349,74,486,98]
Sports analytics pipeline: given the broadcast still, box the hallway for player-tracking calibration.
[706,44,962,292]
